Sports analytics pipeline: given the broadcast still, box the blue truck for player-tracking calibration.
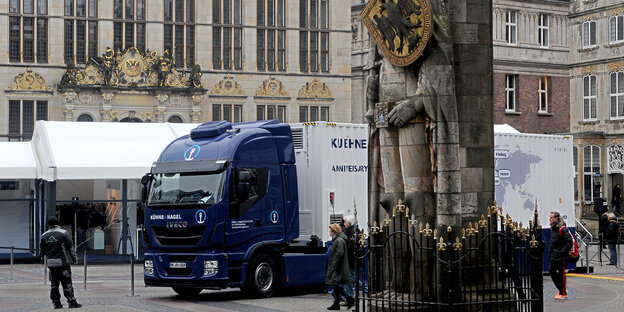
[141,120,368,297]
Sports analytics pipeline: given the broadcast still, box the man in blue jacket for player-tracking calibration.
[549,211,573,300]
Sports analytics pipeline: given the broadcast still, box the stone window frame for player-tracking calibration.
[213,104,243,123]
[9,0,48,63]
[257,0,287,72]
[581,20,596,49]
[583,145,601,202]
[164,0,195,68]
[505,10,517,45]
[583,74,597,121]
[538,13,549,48]
[64,0,98,64]
[8,99,48,142]
[113,0,147,55]
[213,0,241,70]
[299,0,330,73]
[299,105,329,122]
[538,76,549,113]
[610,71,624,119]
[257,104,286,122]
[505,74,517,112]
[610,15,624,44]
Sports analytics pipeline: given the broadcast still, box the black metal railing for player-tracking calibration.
[354,201,544,312]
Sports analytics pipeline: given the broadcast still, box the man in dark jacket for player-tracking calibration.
[326,223,354,310]
[339,215,356,304]
[549,211,573,300]
[606,212,620,265]
[40,217,82,309]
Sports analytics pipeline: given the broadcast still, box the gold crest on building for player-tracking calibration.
[361,0,432,67]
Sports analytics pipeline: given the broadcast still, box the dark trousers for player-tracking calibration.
[49,266,77,305]
[609,243,617,265]
[549,260,567,295]
[331,284,353,305]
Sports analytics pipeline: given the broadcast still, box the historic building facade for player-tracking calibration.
[492,0,570,134]
[0,0,352,142]
[569,0,624,207]
[350,0,369,124]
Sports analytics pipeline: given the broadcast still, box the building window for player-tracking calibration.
[9,0,48,63]
[538,14,549,47]
[583,145,600,202]
[258,0,286,71]
[299,105,329,122]
[610,15,624,44]
[573,146,578,202]
[8,100,48,141]
[257,105,286,122]
[213,104,242,122]
[582,20,596,48]
[505,74,516,111]
[164,0,194,68]
[611,71,624,119]
[213,0,240,70]
[65,0,97,64]
[538,76,548,113]
[300,0,329,72]
[77,114,93,122]
[583,75,597,120]
[167,115,183,123]
[113,0,146,54]
[505,10,516,45]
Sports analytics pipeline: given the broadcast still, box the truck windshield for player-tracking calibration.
[147,171,226,206]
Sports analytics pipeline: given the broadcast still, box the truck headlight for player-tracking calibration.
[204,260,218,276]
[144,260,154,275]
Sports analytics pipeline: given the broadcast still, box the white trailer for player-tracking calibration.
[494,131,575,227]
[291,122,369,242]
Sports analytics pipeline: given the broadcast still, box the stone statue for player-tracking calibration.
[60,60,77,87]
[102,47,116,85]
[364,0,459,295]
[190,64,203,89]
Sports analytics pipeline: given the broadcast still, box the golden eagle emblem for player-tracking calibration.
[123,58,142,77]
[361,0,432,67]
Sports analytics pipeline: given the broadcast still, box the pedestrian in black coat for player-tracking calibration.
[606,212,620,265]
[549,211,573,300]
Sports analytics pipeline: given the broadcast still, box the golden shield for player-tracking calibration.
[361,0,432,67]
[123,58,142,77]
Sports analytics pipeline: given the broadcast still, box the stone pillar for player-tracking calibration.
[154,93,168,123]
[100,92,115,121]
[190,95,203,122]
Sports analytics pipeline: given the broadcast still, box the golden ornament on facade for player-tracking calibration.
[361,0,432,67]
[298,77,333,99]
[608,62,624,72]
[211,74,245,96]
[256,76,288,97]
[7,68,51,91]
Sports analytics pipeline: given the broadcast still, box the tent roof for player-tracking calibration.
[32,121,199,181]
[494,124,520,134]
[0,142,37,179]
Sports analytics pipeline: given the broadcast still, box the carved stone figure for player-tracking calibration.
[364,0,459,296]
[102,47,116,85]
[60,60,78,87]
[154,50,172,87]
[190,64,203,89]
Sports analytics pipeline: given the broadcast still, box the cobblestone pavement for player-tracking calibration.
[1,247,623,312]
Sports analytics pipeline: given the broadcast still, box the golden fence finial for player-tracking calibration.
[453,237,463,251]
[359,233,367,247]
[462,228,466,239]
[437,236,446,251]
[372,221,379,234]
[479,215,488,228]
[424,223,433,237]
[396,199,405,213]
[409,214,418,227]
[384,214,391,227]
[447,226,452,233]
[405,206,410,218]
[487,206,491,216]
[530,235,538,248]
[419,222,424,234]
[433,229,438,240]
[392,206,396,217]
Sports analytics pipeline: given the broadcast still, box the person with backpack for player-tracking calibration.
[606,212,620,265]
[549,211,573,300]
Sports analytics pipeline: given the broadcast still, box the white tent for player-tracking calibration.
[32,121,199,181]
[494,124,520,134]
[0,142,37,179]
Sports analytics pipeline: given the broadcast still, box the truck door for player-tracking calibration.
[261,166,285,240]
[227,167,269,249]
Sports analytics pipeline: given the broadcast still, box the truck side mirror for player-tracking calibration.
[141,174,150,204]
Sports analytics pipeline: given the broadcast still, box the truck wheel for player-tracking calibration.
[172,287,202,297]
[244,254,279,298]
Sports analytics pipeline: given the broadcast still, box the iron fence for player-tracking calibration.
[355,201,544,312]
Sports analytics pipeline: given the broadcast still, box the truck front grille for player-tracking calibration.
[151,225,206,246]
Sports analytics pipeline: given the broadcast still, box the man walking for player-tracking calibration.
[606,212,620,265]
[40,217,82,309]
[339,215,356,305]
[549,211,573,300]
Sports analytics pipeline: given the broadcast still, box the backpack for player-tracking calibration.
[559,226,579,263]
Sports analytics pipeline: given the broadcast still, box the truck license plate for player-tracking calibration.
[169,262,186,268]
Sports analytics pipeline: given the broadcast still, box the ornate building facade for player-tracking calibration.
[0,0,352,142]
[569,0,624,207]
[492,0,570,134]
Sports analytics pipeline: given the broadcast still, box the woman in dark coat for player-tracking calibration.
[326,223,354,310]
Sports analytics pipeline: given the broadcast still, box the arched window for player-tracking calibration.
[583,145,601,201]
[168,115,183,123]
[77,114,93,122]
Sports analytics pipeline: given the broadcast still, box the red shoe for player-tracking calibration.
[554,293,568,300]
